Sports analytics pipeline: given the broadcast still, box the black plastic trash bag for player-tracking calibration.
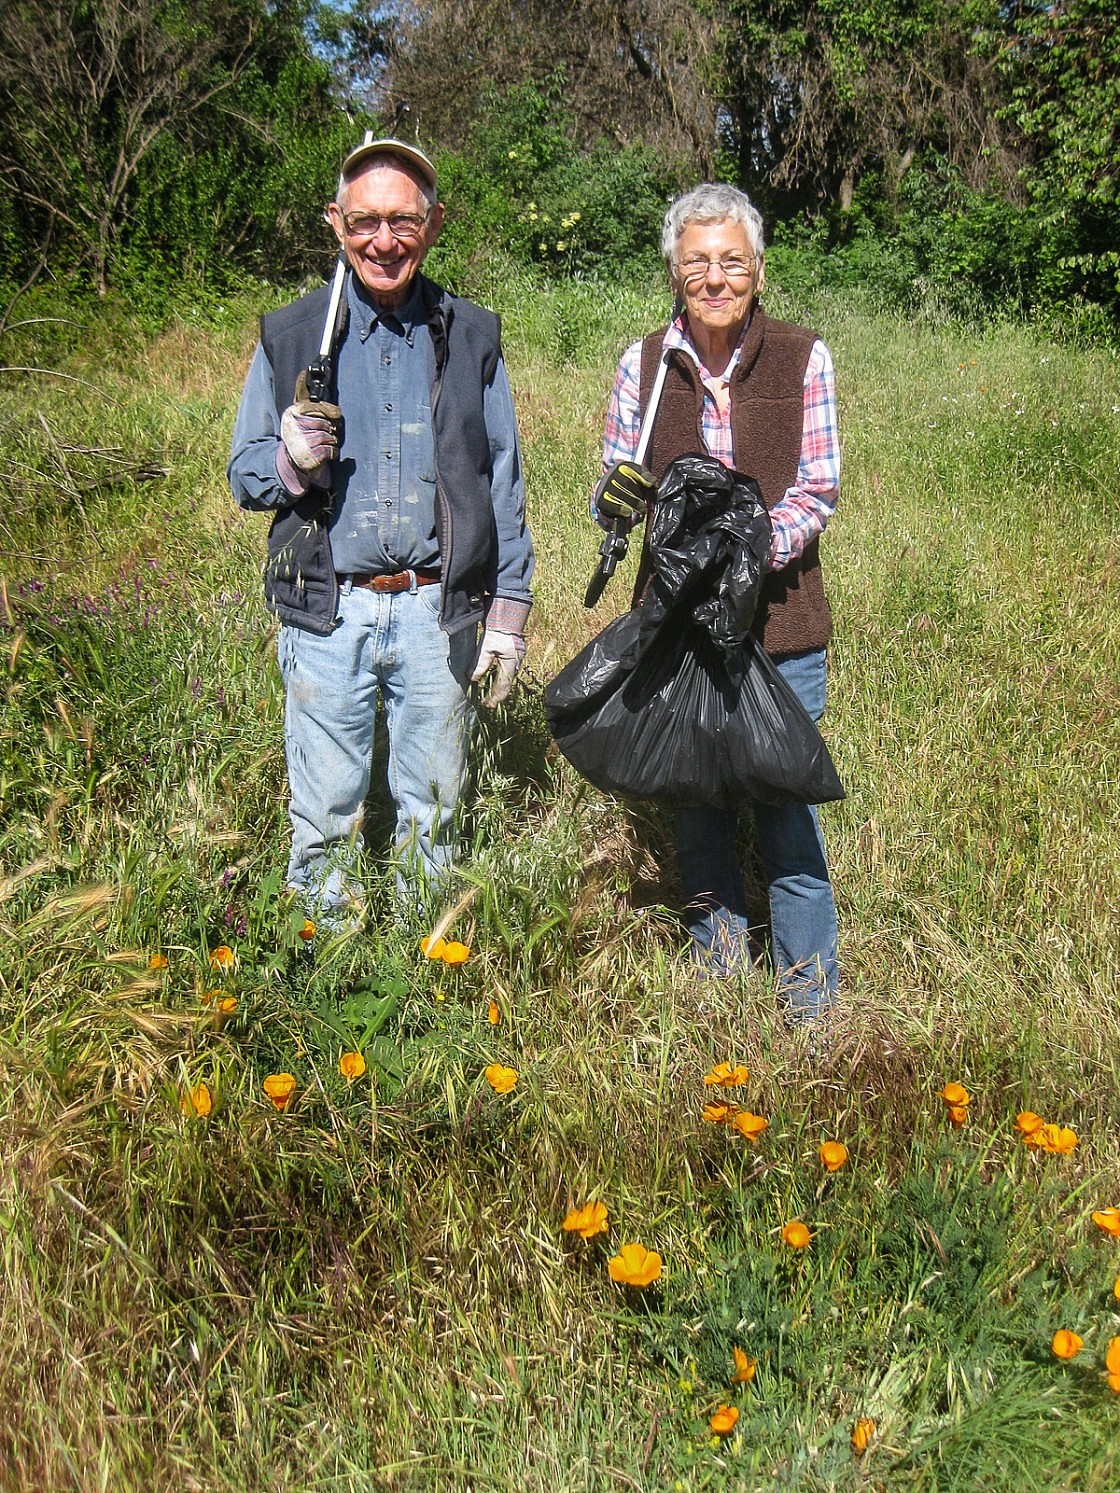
[545,455,845,810]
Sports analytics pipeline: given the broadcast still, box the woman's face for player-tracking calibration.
[671,217,765,339]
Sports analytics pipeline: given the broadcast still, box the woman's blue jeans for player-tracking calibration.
[673,647,839,1020]
[278,580,476,916]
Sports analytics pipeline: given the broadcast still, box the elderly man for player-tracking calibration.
[596,182,840,1021]
[229,138,534,924]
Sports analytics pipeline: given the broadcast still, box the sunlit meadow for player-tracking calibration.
[1,267,1119,1490]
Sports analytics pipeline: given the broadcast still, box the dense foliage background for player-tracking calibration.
[0,0,1116,330]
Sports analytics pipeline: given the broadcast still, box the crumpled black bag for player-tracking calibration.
[545,455,845,809]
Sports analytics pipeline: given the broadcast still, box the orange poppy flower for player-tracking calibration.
[1038,1123,1077,1154]
[1051,1329,1083,1359]
[441,940,470,964]
[180,1082,212,1117]
[730,1347,756,1384]
[216,995,237,1014]
[1107,1336,1120,1392]
[702,1101,740,1125]
[562,1201,609,1241]
[200,988,223,1005]
[607,1241,662,1288]
[484,1063,518,1094]
[729,1111,768,1141]
[819,1140,849,1171]
[298,918,316,941]
[263,1072,297,1111]
[851,1418,875,1454]
[487,1000,500,1025]
[704,1061,749,1088]
[940,1082,970,1107]
[781,1220,812,1249]
[947,1104,968,1128]
[709,1404,739,1435]
[208,944,235,972]
[420,934,447,959]
[1014,1110,1044,1137]
[339,1051,366,1081]
[1091,1208,1120,1237]
[149,953,169,970]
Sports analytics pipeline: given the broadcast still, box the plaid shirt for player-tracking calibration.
[601,312,840,570]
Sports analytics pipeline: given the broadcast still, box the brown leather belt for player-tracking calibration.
[346,570,441,594]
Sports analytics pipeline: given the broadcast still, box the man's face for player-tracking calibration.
[328,160,444,309]
[671,218,764,339]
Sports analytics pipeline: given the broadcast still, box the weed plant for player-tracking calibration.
[1,280,1119,1490]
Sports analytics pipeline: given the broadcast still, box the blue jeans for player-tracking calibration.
[674,647,839,1021]
[277,580,476,915]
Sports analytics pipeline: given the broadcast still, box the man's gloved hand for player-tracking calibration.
[470,628,526,707]
[277,370,343,495]
[593,461,656,528]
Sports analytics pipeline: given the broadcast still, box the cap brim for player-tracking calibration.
[340,138,437,193]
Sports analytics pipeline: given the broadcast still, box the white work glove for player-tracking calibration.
[470,628,526,707]
[277,371,343,495]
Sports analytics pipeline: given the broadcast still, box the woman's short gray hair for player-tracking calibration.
[662,183,766,266]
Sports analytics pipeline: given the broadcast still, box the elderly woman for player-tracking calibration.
[595,182,840,1023]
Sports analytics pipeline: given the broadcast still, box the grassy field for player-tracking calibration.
[1,269,1119,1491]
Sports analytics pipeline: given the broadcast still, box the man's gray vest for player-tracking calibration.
[260,271,503,636]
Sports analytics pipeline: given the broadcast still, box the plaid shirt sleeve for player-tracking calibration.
[768,339,840,570]
[594,340,644,517]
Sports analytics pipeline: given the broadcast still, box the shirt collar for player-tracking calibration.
[663,310,750,382]
[347,274,424,344]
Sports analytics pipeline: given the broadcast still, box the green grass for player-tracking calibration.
[1,277,1119,1490]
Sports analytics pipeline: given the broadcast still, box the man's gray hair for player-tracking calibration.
[336,155,438,213]
[662,183,766,265]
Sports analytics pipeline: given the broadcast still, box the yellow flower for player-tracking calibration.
[730,1347,756,1384]
[1091,1207,1120,1237]
[1107,1336,1120,1392]
[947,1104,969,1128]
[149,952,169,969]
[420,934,447,959]
[1014,1110,1044,1136]
[441,940,470,965]
[940,1081,970,1107]
[339,1051,366,1081]
[851,1418,875,1454]
[607,1241,662,1288]
[216,995,237,1014]
[562,1200,609,1240]
[208,944,235,972]
[709,1404,739,1435]
[781,1220,812,1249]
[263,1072,296,1111]
[702,1101,740,1125]
[180,1082,212,1117]
[487,1000,500,1025]
[1051,1329,1083,1359]
[704,1061,749,1088]
[819,1140,849,1171]
[298,918,316,941]
[728,1110,768,1141]
[484,1064,518,1095]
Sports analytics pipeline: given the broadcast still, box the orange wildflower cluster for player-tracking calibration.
[700,1060,767,1142]
[939,1081,970,1128]
[420,934,471,965]
[1015,1111,1077,1154]
[562,1200,608,1241]
[607,1241,662,1288]
[851,1418,875,1454]
[263,1072,296,1111]
[704,1062,749,1089]
[484,1063,518,1094]
[179,1082,212,1118]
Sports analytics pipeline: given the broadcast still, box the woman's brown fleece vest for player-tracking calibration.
[634,305,833,659]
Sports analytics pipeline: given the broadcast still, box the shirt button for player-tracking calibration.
[385,403,392,412]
